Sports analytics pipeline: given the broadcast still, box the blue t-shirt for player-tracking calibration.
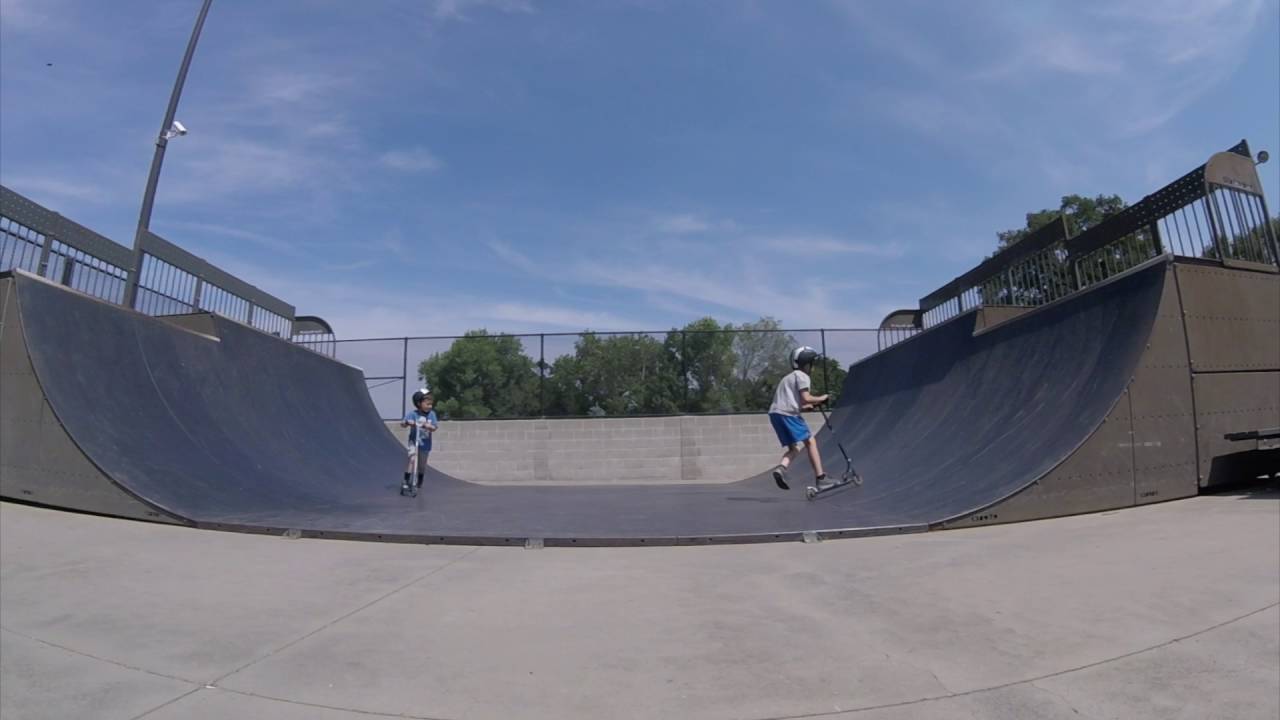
[403,409,438,451]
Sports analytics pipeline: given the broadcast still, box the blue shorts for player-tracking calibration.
[769,413,811,447]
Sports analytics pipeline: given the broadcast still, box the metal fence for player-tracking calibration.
[1,185,304,342]
[879,140,1277,351]
[336,328,881,421]
[876,323,921,351]
[1,206,132,304]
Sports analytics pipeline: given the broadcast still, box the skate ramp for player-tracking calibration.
[0,260,1181,544]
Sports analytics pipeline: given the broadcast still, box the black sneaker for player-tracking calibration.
[772,466,790,490]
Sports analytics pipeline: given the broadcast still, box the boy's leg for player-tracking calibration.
[767,413,793,489]
[416,451,428,488]
[770,413,809,488]
[403,433,419,493]
[773,445,801,489]
[805,438,826,482]
[775,446,801,489]
[777,445,799,468]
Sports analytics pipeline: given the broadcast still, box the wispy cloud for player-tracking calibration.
[430,0,535,21]
[250,69,347,105]
[182,251,475,337]
[379,147,443,173]
[834,0,1269,172]
[0,175,111,204]
[591,259,888,328]
[972,31,1121,79]
[0,0,53,31]
[158,44,369,208]
[191,250,644,336]
[653,213,711,234]
[166,220,305,257]
[651,213,741,235]
[164,138,325,203]
[301,120,353,140]
[377,227,412,261]
[482,214,891,328]
[760,234,904,258]
[486,302,640,330]
[194,56,363,138]
[325,257,381,272]
[486,239,541,274]
[575,259,820,323]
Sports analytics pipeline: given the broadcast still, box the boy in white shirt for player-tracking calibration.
[768,346,828,490]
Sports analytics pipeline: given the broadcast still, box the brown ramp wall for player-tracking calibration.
[946,260,1278,529]
[1174,263,1280,486]
[944,262,1198,527]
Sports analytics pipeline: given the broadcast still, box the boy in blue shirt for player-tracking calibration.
[768,346,828,491]
[401,389,438,495]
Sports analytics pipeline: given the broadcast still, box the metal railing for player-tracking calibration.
[1,185,304,340]
[879,139,1277,352]
[876,324,921,352]
[1,195,133,304]
[333,328,881,421]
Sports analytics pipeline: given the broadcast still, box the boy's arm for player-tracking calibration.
[799,389,829,407]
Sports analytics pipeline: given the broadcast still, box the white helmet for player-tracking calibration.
[411,387,431,406]
[791,346,820,369]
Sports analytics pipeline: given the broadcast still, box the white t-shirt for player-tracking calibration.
[769,369,811,416]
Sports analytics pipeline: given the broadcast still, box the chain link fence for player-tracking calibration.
[335,328,881,421]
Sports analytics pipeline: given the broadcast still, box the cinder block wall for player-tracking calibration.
[384,414,825,484]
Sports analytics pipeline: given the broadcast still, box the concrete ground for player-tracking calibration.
[1,489,1277,720]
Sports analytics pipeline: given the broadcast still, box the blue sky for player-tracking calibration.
[2,0,1278,340]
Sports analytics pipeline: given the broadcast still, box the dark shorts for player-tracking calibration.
[769,413,811,447]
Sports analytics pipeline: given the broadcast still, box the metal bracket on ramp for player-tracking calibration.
[1225,428,1280,452]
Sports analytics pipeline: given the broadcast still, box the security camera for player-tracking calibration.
[160,120,188,140]
[1257,150,1269,165]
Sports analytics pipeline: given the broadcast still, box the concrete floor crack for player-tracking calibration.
[1031,681,1100,719]
[208,547,481,688]
[884,650,952,695]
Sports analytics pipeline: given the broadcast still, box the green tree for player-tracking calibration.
[1202,214,1280,264]
[730,317,795,411]
[663,318,738,413]
[991,193,1144,306]
[810,355,847,407]
[997,194,1127,250]
[544,333,680,416]
[417,331,539,419]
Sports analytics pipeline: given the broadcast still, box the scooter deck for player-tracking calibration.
[805,471,862,500]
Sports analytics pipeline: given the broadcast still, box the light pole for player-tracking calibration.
[123,0,214,309]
